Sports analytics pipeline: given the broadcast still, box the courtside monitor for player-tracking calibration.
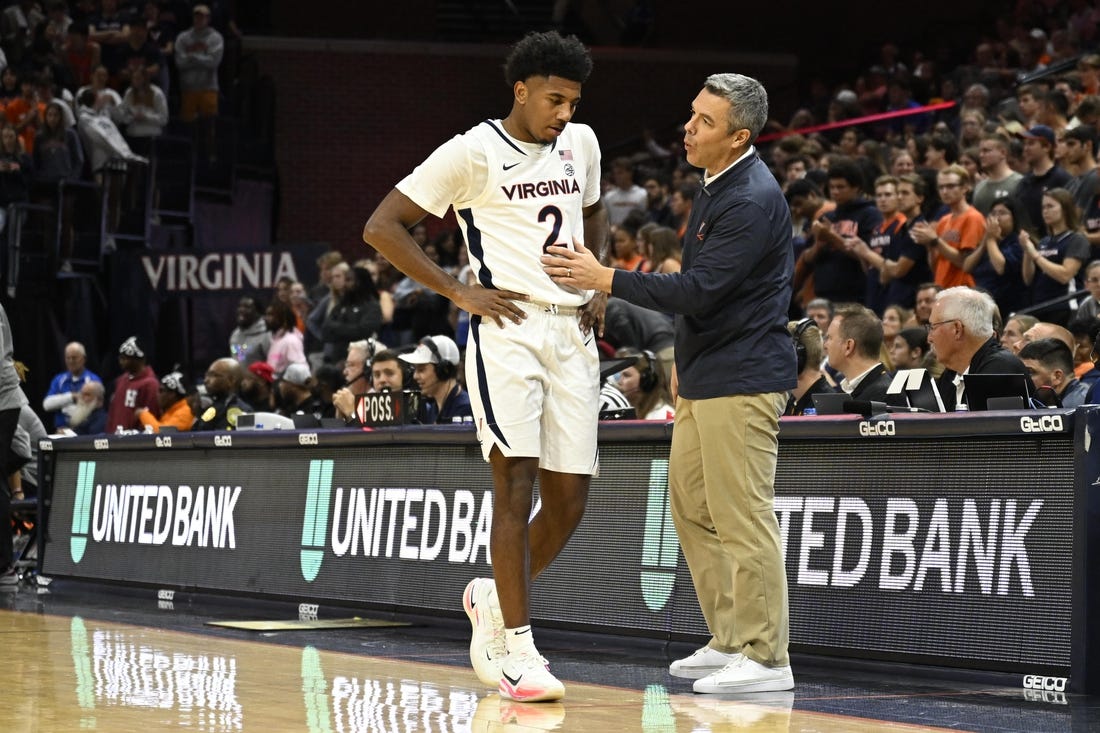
[962,373,1033,411]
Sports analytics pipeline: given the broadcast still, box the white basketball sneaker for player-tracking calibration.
[462,578,507,687]
[498,648,565,702]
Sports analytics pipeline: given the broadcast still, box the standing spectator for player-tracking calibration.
[845,174,907,314]
[62,21,100,91]
[1021,188,1090,325]
[6,72,44,155]
[174,4,223,160]
[973,196,1026,318]
[105,336,159,433]
[116,18,161,91]
[544,72,796,694]
[33,100,83,271]
[911,165,985,289]
[135,370,194,432]
[602,156,647,226]
[806,157,883,304]
[972,133,1023,215]
[1062,125,1098,215]
[0,122,33,235]
[309,250,344,303]
[74,64,121,115]
[1014,125,1073,237]
[913,283,941,327]
[1,0,44,67]
[114,64,167,141]
[642,171,672,226]
[228,294,269,366]
[42,340,101,429]
[0,302,28,583]
[88,0,132,85]
[320,265,382,366]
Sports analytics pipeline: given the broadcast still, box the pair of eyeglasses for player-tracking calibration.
[926,318,960,332]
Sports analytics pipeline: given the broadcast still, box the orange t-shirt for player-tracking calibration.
[933,206,985,288]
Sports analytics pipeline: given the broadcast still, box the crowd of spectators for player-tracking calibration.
[25,1,1100,439]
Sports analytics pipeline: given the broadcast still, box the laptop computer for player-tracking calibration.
[962,373,1033,411]
[811,392,850,415]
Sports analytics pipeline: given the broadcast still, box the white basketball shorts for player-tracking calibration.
[465,299,600,475]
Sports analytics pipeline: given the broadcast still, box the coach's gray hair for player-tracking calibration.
[936,286,995,340]
[703,73,769,142]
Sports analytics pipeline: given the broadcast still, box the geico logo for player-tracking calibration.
[93,439,109,450]
[155,435,172,448]
[214,435,233,447]
[1023,675,1067,691]
[299,602,319,620]
[858,420,896,436]
[1019,415,1064,433]
[157,589,174,601]
[40,440,52,451]
[298,433,319,446]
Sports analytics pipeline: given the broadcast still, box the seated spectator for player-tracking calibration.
[277,362,328,421]
[320,265,382,365]
[602,296,675,388]
[1019,321,1075,354]
[399,335,472,424]
[1000,313,1039,353]
[228,294,269,366]
[114,64,168,141]
[668,181,697,240]
[881,304,912,355]
[1018,338,1090,407]
[823,304,893,402]
[929,287,1029,410]
[67,380,106,435]
[106,336,158,432]
[42,340,101,429]
[193,357,251,430]
[240,361,276,412]
[264,299,306,378]
[610,210,649,272]
[331,339,381,423]
[9,403,46,499]
[912,283,941,327]
[1020,188,1089,326]
[614,349,673,421]
[889,327,940,375]
[1068,313,1100,385]
[136,370,194,432]
[644,225,681,274]
[76,87,147,174]
[602,156,647,226]
[0,67,18,103]
[804,297,834,334]
[1078,261,1100,320]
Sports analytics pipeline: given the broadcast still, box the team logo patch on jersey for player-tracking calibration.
[563,163,575,176]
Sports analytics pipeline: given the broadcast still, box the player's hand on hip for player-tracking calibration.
[457,285,528,328]
[579,291,607,337]
[541,240,614,293]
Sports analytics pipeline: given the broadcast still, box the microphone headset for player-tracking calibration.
[420,336,458,381]
[638,350,659,392]
[792,318,815,373]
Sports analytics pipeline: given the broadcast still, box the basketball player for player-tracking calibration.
[361,31,608,702]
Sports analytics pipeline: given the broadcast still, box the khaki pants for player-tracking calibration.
[669,391,790,667]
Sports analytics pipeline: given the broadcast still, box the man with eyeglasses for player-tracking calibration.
[910,165,985,289]
[928,287,1029,410]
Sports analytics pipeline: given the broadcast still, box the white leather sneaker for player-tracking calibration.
[669,645,742,679]
[693,655,794,694]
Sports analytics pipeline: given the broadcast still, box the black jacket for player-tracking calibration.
[938,337,1029,410]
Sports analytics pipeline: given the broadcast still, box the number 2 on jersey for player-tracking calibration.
[539,205,564,253]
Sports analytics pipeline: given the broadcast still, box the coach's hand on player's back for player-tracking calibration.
[455,284,529,328]
[542,241,615,294]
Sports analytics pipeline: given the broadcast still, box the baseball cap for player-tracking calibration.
[282,362,312,386]
[118,336,145,359]
[247,361,275,384]
[193,4,211,15]
[400,335,460,366]
[1019,125,1056,145]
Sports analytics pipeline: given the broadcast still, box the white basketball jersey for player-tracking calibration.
[397,119,602,307]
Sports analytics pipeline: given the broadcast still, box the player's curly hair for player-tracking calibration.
[504,31,592,86]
